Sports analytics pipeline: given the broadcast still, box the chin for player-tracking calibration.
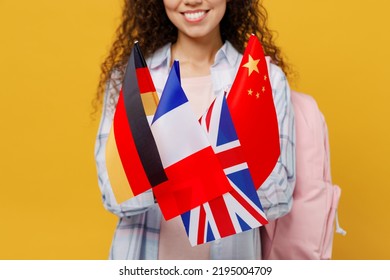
[180,27,219,41]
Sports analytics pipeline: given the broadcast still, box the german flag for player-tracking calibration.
[106,42,168,203]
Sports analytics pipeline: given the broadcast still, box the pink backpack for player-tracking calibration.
[261,91,346,260]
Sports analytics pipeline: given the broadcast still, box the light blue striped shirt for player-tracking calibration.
[94,41,295,260]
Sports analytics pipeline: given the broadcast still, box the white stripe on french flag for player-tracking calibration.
[151,102,210,168]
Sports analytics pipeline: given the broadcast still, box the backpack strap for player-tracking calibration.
[335,210,347,236]
[322,113,347,236]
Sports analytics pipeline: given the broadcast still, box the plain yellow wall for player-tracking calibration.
[0,0,389,259]
[266,0,390,259]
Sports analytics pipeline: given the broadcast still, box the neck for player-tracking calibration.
[171,32,223,77]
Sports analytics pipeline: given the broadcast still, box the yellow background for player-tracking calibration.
[0,0,389,259]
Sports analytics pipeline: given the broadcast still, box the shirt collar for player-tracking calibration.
[147,43,172,70]
[213,40,240,68]
[147,40,240,70]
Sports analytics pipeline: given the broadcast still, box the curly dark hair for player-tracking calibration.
[94,0,290,110]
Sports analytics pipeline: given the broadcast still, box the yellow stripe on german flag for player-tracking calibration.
[141,91,159,116]
[106,126,134,202]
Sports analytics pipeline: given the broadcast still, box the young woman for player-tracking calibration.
[95,0,295,260]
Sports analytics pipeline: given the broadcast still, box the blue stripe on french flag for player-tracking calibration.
[152,61,187,123]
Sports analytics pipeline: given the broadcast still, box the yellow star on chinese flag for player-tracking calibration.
[242,55,260,76]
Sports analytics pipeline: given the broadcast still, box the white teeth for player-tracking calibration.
[184,11,206,21]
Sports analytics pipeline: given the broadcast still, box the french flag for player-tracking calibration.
[151,61,232,220]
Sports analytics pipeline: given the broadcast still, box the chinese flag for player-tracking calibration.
[106,42,168,203]
[227,35,280,189]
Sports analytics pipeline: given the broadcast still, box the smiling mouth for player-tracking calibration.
[182,10,209,21]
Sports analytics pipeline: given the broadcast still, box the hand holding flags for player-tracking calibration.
[105,35,280,245]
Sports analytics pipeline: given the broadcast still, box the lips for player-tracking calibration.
[182,10,208,22]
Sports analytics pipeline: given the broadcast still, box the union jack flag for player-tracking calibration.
[181,94,268,246]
